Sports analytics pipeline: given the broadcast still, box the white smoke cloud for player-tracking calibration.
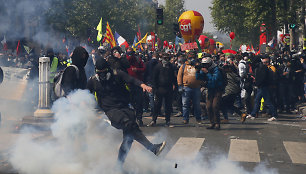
[9,90,278,174]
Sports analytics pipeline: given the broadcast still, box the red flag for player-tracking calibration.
[151,32,155,51]
[16,40,21,56]
[137,24,141,40]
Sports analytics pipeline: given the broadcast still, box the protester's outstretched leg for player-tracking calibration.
[117,132,134,165]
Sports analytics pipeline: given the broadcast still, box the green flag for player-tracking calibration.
[96,17,103,42]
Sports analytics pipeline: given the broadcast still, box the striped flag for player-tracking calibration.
[105,22,116,48]
[114,32,129,49]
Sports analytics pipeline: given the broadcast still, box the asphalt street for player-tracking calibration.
[0,108,305,174]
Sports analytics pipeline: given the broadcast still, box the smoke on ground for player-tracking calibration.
[9,90,278,174]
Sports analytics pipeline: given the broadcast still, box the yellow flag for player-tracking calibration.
[135,33,148,47]
[96,17,103,42]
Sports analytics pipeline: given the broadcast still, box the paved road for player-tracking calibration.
[0,110,305,174]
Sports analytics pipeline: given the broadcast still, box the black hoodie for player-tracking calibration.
[62,46,89,93]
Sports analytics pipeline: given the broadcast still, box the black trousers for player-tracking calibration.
[153,88,173,122]
[105,107,153,164]
[130,86,144,120]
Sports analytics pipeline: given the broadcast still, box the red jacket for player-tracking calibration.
[126,55,145,81]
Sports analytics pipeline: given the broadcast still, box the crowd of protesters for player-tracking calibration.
[0,43,306,130]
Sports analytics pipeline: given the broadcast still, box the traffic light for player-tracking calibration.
[156,8,163,25]
[289,24,297,29]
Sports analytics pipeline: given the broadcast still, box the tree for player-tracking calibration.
[210,0,304,47]
[158,0,185,41]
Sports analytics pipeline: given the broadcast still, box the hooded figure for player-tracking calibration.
[61,46,89,94]
[108,46,130,72]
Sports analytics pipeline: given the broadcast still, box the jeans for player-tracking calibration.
[106,108,154,165]
[251,86,277,117]
[182,87,201,121]
[221,94,242,120]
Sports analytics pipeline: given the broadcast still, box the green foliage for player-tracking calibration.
[157,0,185,41]
[45,0,185,45]
[210,0,304,46]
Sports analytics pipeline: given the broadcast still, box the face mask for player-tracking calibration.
[162,60,169,67]
[97,69,111,81]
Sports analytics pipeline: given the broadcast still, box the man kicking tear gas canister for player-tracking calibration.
[87,57,166,167]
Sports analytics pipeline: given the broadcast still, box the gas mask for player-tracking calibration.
[96,68,112,81]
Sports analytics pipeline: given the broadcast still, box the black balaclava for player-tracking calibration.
[71,46,89,68]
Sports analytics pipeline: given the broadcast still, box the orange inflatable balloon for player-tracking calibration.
[178,10,204,43]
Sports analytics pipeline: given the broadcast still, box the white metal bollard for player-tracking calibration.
[34,57,53,117]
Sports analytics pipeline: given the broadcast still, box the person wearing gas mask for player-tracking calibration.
[177,51,203,124]
[126,47,145,126]
[147,53,177,127]
[107,46,130,73]
[87,57,166,167]
[196,57,224,130]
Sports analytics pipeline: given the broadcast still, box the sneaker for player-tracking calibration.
[215,124,221,130]
[267,117,277,121]
[174,111,182,117]
[206,124,215,129]
[147,121,156,127]
[246,114,255,120]
[183,120,189,124]
[241,113,247,123]
[153,141,166,156]
[221,119,229,124]
[196,119,203,125]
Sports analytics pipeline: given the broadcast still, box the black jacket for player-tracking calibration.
[87,70,142,112]
[144,58,158,84]
[254,63,269,88]
[152,62,177,92]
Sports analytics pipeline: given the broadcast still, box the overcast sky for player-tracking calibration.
[158,0,215,32]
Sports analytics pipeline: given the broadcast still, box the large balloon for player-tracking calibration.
[178,10,204,43]
[229,32,235,40]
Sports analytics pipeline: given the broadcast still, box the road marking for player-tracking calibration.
[283,141,306,164]
[165,137,205,160]
[228,139,260,162]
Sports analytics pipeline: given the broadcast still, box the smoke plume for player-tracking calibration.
[9,90,278,174]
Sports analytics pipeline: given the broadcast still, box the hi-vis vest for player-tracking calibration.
[50,57,59,83]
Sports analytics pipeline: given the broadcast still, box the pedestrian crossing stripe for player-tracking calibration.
[129,137,306,165]
[283,141,306,165]
[165,137,205,160]
[228,139,260,162]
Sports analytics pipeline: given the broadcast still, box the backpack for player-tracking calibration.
[54,65,79,98]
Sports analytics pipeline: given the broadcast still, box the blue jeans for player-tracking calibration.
[251,86,277,117]
[182,87,201,121]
